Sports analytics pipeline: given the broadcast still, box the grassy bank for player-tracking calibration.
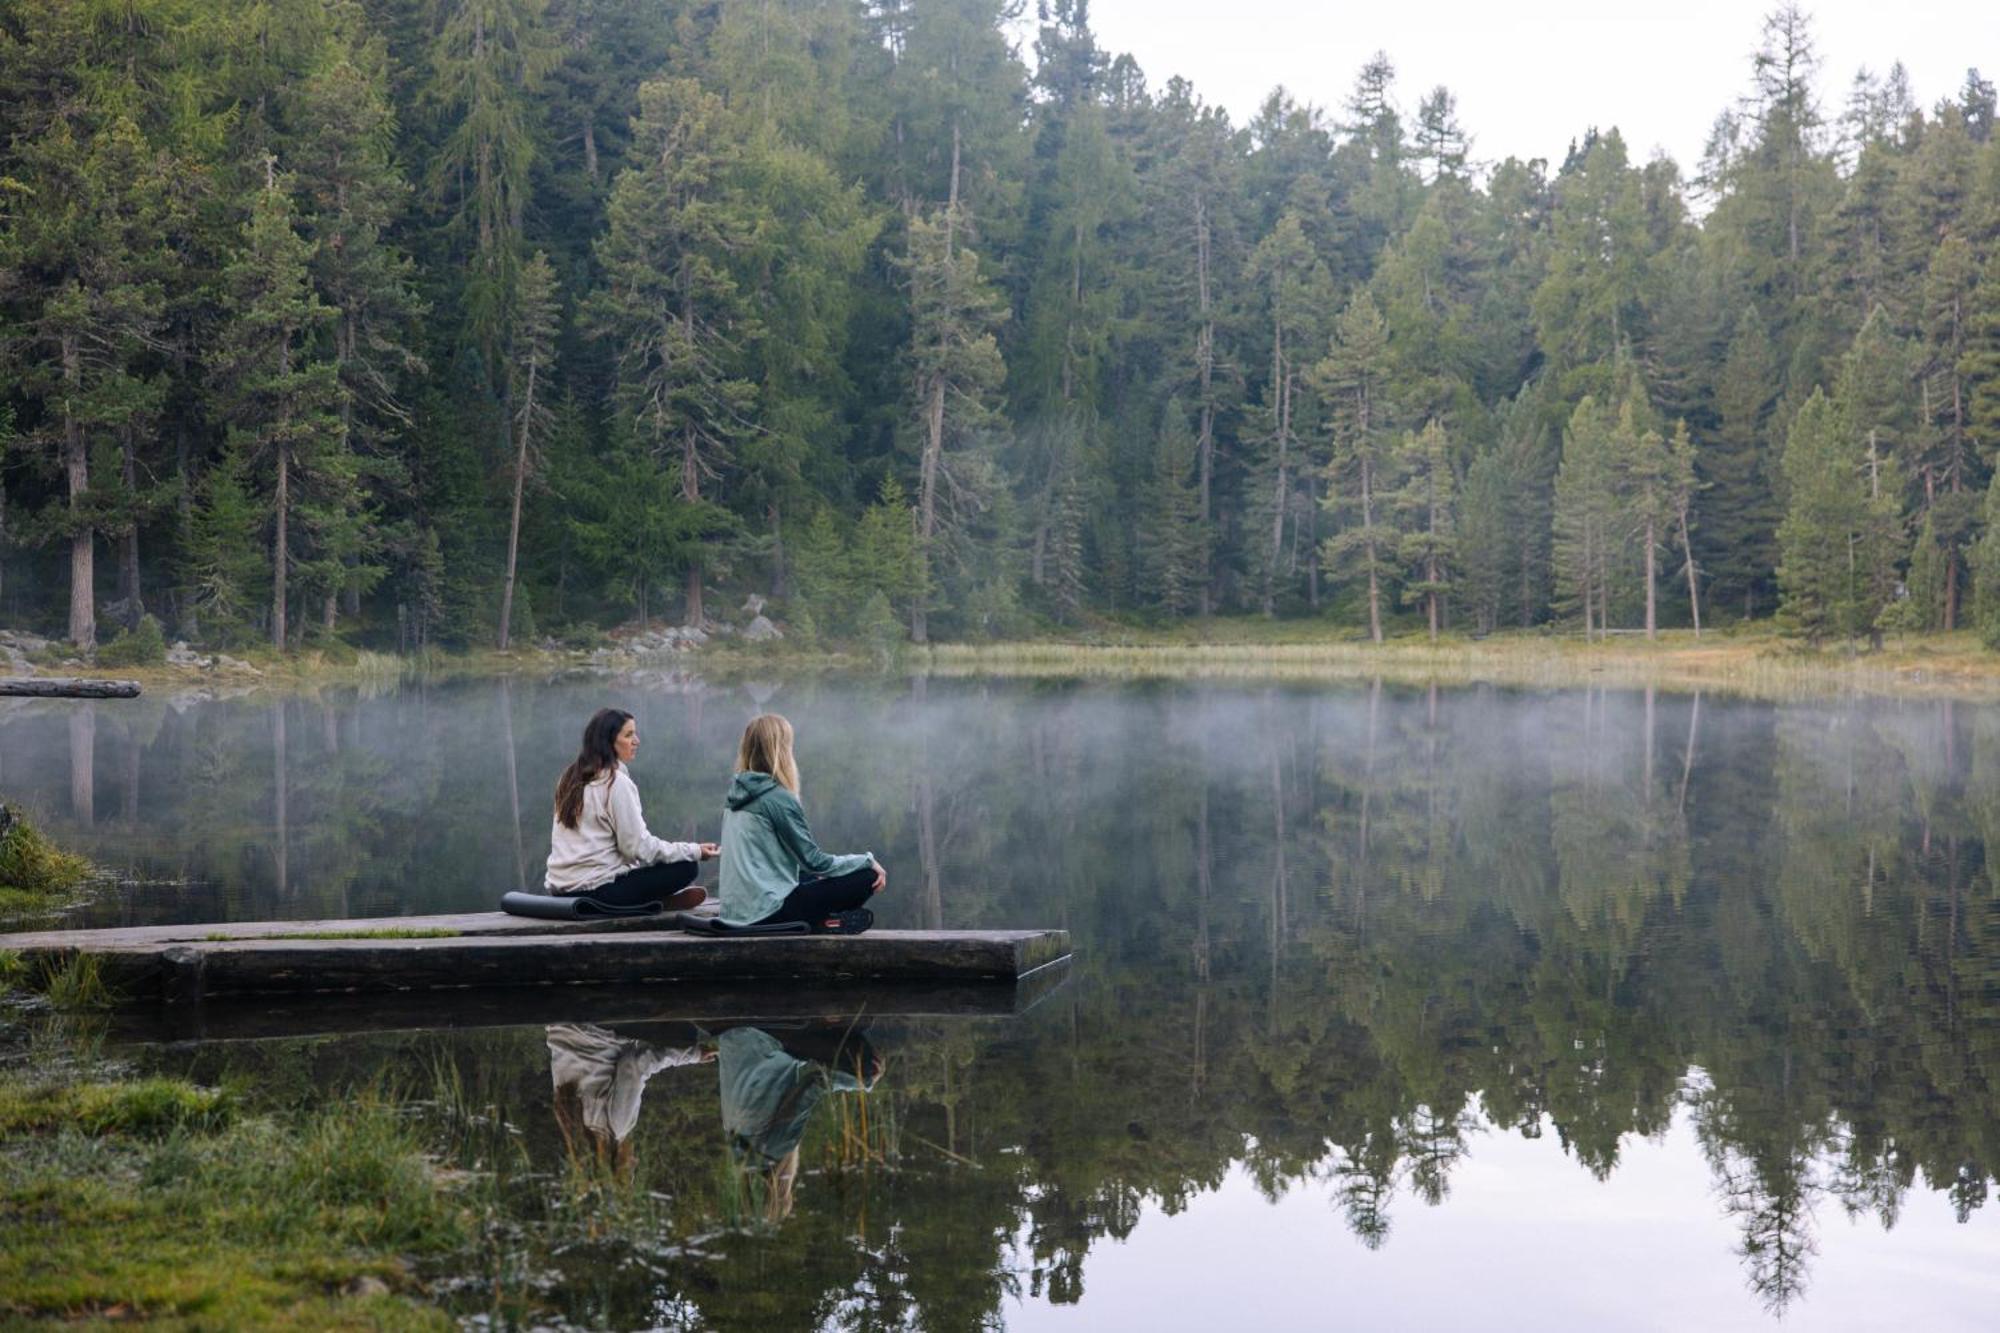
[925,625,2000,699]
[0,812,93,920]
[24,618,2000,700]
[0,1070,462,1328]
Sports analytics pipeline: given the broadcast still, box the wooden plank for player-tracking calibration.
[19,926,1070,1001]
[0,677,141,698]
[110,959,1073,1045]
[0,909,682,953]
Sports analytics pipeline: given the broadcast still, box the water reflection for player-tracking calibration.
[715,1022,884,1224]
[547,1022,711,1181]
[8,676,2000,1323]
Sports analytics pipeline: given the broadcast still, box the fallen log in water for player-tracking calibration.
[0,677,141,698]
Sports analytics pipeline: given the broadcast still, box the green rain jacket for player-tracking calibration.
[718,771,873,926]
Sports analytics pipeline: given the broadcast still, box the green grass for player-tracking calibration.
[0,813,92,918]
[34,953,116,1010]
[0,1078,234,1138]
[922,625,2000,700]
[0,1076,464,1329]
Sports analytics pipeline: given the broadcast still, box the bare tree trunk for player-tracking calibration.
[1264,313,1287,616]
[1195,193,1215,619]
[63,336,95,649]
[914,375,943,644]
[1306,476,1320,609]
[1678,505,1701,638]
[1945,548,1960,631]
[1644,514,1657,640]
[119,428,141,627]
[499,349,538,649]
[912,121,962,646]
[1362,457,1382,643]
[272,440,289,652]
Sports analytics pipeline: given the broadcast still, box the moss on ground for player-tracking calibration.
[0,1074,463,1328]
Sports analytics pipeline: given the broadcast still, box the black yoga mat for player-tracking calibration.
[674,911,810,935]
[500,891,663,920]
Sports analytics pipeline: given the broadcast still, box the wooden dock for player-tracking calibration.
[109,963,1074,1045]
[0,911,1072,1003]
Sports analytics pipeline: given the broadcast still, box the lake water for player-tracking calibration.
[3,674,1998,1330]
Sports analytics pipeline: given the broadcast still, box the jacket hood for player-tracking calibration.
[726,770,783,810]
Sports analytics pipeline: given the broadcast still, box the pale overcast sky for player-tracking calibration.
[1055,1,1993,174]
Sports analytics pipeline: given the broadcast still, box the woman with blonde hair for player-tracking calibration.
[717,713,884,931]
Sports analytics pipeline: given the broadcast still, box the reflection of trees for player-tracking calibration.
[16,680,2000,1326]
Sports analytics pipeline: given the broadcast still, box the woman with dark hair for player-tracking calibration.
[545,707,715,910]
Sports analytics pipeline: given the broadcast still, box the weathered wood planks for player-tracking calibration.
[0,909,680,953]
[0,912,1072,1002]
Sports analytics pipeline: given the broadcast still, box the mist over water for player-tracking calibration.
[4,675,1998,1327]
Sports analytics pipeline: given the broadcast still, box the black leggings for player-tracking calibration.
[755,865,877,927]
[582,859,700,909]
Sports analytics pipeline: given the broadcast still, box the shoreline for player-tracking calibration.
[9,626,2000,701]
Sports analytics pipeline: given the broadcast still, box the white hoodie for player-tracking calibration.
[544,763,700,894]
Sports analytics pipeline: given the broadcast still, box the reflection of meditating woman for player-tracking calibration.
[716,1024,883,1221]
[547,1022,711,1174]
[546,708,715,910]
[718,713,884,930]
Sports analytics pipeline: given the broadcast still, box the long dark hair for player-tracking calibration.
[554,708,631,829]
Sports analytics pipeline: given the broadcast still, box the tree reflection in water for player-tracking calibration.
[10,677,1999,1324]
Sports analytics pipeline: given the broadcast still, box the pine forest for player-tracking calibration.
[3,0,2000,656]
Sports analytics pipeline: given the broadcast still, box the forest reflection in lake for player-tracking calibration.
[6,674,2000,1327]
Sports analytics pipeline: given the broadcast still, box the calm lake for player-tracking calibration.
[4,674,1998,1330]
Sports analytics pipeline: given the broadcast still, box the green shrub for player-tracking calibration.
[96,613,167,667]
[0,810,91,914]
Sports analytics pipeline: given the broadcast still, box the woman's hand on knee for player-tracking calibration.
[870,860,887,893]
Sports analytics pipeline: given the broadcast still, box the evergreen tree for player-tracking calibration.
[1777,389,1886,645]
[1392,420,1456,639]
[587,79,759,626]
[1973,478,2000,647]
[1137,405,1204,617]
[1456,448,1510,635]
[850,476,922,632]
[1964,255,2000,468]
[291,18,424,633]
[1531,129,1650,391]
[0,107,169,649]
[900,204,1008,642]
[1245,212,1332,614]
[1313,294,1397,641]
[1701,306,1783,618]
[1553,396,1619,637]
[207,172,351,651]
[426,0,559,360]
[1144,81,1243,615]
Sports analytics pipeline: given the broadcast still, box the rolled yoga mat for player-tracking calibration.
[501,891,664,920]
